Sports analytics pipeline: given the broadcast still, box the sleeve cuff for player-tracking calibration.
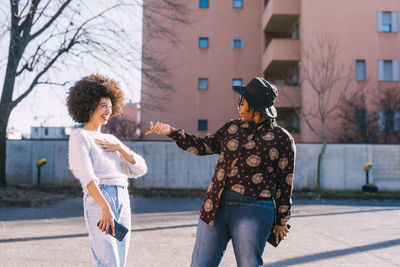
[81,177,99,190]
[167,128,181,138]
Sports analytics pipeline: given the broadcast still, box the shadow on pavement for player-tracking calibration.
[0,223,197,243]
[0,197,203,221]
[293,207,400,218]
[265,239,400,267]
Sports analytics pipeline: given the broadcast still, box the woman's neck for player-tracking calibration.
[253,115,267,124]
[83,121,102,132]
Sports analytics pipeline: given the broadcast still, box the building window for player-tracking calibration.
[383,12,392,32]
[355,109,367,131]
[44,128,48,136]
[198,78,209,90]
[198,120,208,131]
[295,23,300,39]
[232,38,243,49]
[355,60,366,81]
[233,0,243,8]
[379,110,400,131]
[199,0,209,8]
[199,37,209,48]
[276,107,300,133]
[287,69,300,86]
[232,79,242,86]
[34,128,38,136]
[377,11,398,32]
[378,60,399,81]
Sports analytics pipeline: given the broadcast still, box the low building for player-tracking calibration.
[31,126,72,139]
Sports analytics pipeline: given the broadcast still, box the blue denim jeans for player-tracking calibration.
[191,190,274,267]
[83,185,131,267]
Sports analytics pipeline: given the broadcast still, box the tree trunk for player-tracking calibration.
[0,109,10,187]
[316,118,327,198]
[316,141,326,198]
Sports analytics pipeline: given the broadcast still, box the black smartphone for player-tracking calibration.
[97,220,129,241]
[267,224,291,247]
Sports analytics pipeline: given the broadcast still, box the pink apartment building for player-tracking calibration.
[140,0,400,143]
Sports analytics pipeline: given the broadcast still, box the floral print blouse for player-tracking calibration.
[168,119,296,227]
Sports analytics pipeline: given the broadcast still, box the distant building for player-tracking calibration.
[140,0,400,143]
[6,129,22,140]
[31,126,72,139]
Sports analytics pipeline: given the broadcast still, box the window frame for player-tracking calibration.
[198,78,209,90]
[377,11,399,33]
[355,109,367,131]
[378,59,399,82]
[198,119,208,131]
[198,37,209,49]
[355,59,366,81]
[232,38,243,49]
[233,0,243,9]
[199,0,209,8]
[232,78,243,86]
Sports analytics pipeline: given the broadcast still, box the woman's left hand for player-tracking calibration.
[273,224,290,244]
[95,139,121,152]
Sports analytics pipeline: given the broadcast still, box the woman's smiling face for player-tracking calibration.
[89,97,112,125]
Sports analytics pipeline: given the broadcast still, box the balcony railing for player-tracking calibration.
[262,0,300,34]
[262,38,300,76]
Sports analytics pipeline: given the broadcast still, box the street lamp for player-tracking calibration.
[36,158,47,187]
[362,162,378,193]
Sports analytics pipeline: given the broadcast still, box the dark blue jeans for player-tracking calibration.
[191,190,275,267]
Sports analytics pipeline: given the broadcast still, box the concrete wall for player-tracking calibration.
[5,140,400,191]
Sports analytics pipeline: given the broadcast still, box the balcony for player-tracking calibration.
[263,0,300,34]
[262,38,300,76]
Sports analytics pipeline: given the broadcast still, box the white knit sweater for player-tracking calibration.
[68,128,147,190]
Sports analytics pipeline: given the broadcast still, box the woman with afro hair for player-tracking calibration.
[67,74,147,266]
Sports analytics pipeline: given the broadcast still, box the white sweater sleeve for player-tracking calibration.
[68,130,99,188]
[119,143,148,179]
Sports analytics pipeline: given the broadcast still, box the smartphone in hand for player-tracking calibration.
[97,220,129,241]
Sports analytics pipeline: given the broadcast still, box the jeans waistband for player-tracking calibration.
[221,189,272,204]
[98,184,127,190]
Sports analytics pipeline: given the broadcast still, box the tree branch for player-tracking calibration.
[30,0,72,40]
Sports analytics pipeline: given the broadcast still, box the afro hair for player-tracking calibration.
[67,74,125,123]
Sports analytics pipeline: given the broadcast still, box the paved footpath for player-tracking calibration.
[0,197,399,267]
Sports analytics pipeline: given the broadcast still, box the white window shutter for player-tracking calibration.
[393,60,399,81]
[378,60,384,81]
[377,11,383,32]
[378,110,385,131]
[392,12,399,32]
[394,111,400,131]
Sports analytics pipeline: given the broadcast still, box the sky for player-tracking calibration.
[1,1,143,135]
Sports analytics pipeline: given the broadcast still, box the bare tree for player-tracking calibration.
[102,117,139,141]
[336,89,373,143]
[337,86,400,144]
[0,0,191,186]
[280,35,354,196]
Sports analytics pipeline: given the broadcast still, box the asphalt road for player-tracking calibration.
[0,197,399,267]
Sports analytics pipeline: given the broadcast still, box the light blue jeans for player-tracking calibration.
[84,185,131,267]
[191,190,275,267]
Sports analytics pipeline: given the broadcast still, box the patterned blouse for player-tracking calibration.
[168,119,296,227]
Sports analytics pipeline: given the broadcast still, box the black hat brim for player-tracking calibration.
[233,86,277,118]
[233,85,246,97]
